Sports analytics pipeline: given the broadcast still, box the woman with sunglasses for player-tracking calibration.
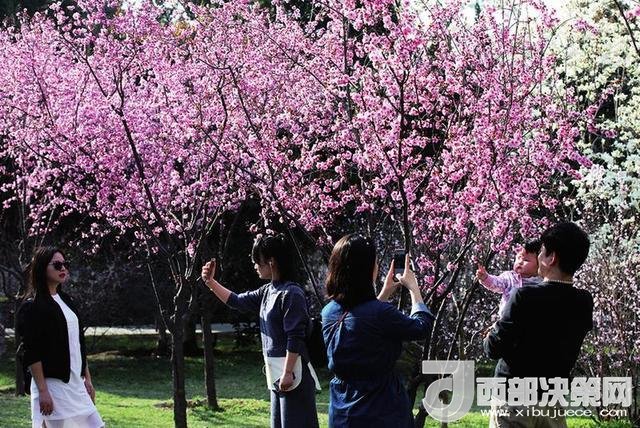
[322,234,434,427]
[17,247,104,428]
[201,234,320,428]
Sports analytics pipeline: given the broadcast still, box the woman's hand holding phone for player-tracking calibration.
[201,259,217,288]
[378,260,401,301]
[397,254,419,292]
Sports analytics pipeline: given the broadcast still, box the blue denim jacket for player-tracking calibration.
[321,299,434,428]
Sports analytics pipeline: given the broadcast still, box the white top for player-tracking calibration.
[31,294,99,423]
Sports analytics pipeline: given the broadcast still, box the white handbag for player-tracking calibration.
[264,356,321,392]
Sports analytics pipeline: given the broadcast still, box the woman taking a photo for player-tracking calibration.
[201,234,319,428]
[322,234,434,427]
[17,247,104,428]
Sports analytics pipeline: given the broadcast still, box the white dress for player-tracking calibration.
[31,294,105,428]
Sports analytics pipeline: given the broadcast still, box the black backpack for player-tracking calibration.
[282,281,327,368]
[306,316,327,368]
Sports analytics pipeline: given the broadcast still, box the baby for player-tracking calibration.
[476,240,543,318]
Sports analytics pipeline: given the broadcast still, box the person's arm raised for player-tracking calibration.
[201,259,232,304]
[380,254,434,341]
[398,254,425,309]
[202,259,266,314]
[476,264,509,294]
[378,260,400,302]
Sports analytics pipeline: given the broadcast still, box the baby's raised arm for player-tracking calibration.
[476,264,509,294]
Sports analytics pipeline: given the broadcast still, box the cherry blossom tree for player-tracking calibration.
[188,0,588,261]
[1,0,601,426]
[0,0,243,424]
[185,1,595,422]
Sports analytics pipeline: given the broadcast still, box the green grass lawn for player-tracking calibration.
[0,335,632,427]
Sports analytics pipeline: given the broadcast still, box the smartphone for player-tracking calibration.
[393,250,405,276]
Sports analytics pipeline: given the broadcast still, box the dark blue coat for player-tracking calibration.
[227,281,309,359]
[322,299,434,428]
[227,281,319,428]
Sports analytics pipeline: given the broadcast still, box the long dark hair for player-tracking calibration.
[252,234,297,283]
[325,234,377,309]
[27,246,65,300]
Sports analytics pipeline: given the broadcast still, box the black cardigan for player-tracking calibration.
[16,291,87,383]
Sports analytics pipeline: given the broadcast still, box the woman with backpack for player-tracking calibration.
[17,247,104,428]
[201,234,320,428]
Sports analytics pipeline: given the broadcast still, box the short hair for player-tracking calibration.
[325,234,377,309]
[540,222,590,275]
[251,234,297,282]
[523,239,542,254]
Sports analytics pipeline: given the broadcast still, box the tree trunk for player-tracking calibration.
[155,315,170,357]
[0,323,5,357]
[15,343,26,395]
[201,311,218,409]
[14,301,26,396]
[171,283,189,428]
[183,316,199,357]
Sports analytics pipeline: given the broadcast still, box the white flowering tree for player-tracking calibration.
[552,1,639,424]
[557,0,640,212]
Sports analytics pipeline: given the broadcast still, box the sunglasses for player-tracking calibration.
[49,261,70,271]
